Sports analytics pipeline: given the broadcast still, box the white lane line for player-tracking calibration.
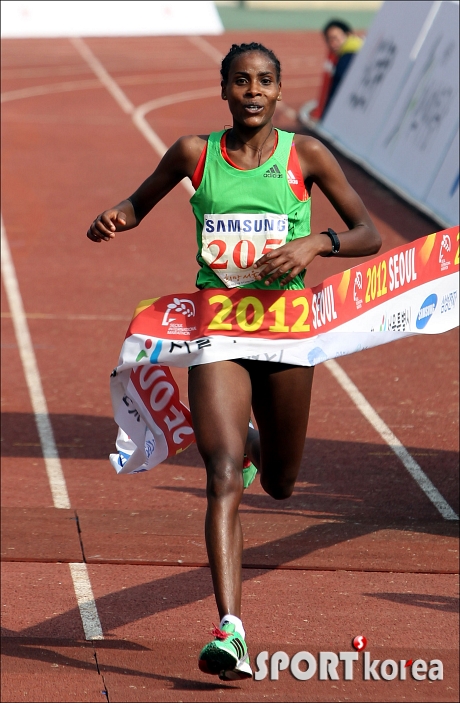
[1,71,223,104]
[2,67,318,102]
[187,34,223,64]
[69,37,134,114]
[132,87,219,197]
[1,78,101,103]
[70,37,215,197]
[325,359,458,521]
[2,64,93,80]
[1,216,70,510]
[69,563,104,640]
[1,215,104,640]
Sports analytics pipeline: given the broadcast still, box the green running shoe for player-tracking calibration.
[242,456,257,489]
[198,622,253,680]
[243,420,257,489]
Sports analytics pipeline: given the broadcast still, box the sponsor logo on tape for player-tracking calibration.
[439,234,451,271]
[440,291,457,313]
[308,347,327,365]
[377,308,411,332]
[118,451,129,468]
[162,298,196,326]
[145,432,156,459]
[416,294,437,329]
[353,271,364,309]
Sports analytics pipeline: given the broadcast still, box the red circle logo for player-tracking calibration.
[352,635,367,651]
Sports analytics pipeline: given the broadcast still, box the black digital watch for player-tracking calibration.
[321,228,340,256]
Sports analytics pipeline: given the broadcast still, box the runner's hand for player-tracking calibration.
[253,235,327,286]
[87,210,127,243]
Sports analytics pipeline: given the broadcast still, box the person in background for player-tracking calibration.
[321,19,363,117]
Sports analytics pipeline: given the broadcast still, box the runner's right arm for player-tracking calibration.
[87,135,205,243]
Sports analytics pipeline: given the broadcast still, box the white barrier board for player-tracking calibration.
[367,0,459,201]
[1,1,224,37]
[321,0,435,158]
[425,129,460,225]
[316,0,459,226]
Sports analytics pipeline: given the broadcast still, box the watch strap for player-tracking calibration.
[321,228,340,257]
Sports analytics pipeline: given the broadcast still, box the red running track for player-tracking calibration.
[1,32,458,702]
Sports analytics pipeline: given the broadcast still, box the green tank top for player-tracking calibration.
[190,129,311,290]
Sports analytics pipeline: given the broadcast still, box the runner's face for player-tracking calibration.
[222,51,281,129]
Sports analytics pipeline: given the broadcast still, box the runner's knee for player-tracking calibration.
[205,456,243,499]
[260,475,295,501]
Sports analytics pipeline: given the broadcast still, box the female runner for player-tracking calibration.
[87,42,381,681]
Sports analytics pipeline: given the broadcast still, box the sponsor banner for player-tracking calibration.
[110,227,458,474]
[425,129,460,227]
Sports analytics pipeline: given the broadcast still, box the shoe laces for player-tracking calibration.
[211,623,230,640]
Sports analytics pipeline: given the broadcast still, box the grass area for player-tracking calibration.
[216,5,379,31]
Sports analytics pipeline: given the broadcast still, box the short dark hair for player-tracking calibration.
[323,19,353,36]
[220,42,281,83]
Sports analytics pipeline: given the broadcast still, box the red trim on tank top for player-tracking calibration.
[287,141,309,201]
[191,131,308,200]
[191,142,207,190]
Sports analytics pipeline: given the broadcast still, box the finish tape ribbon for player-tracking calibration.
[110,226,459,474]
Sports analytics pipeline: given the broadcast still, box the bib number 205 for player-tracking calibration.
[201,213,289,288]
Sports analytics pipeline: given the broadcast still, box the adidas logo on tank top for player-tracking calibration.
[263,164,283,178]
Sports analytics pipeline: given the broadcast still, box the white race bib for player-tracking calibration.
[201,213,288,288]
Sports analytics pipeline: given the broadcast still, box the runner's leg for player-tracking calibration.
[188,361,252,619]
[247,362,314,499]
